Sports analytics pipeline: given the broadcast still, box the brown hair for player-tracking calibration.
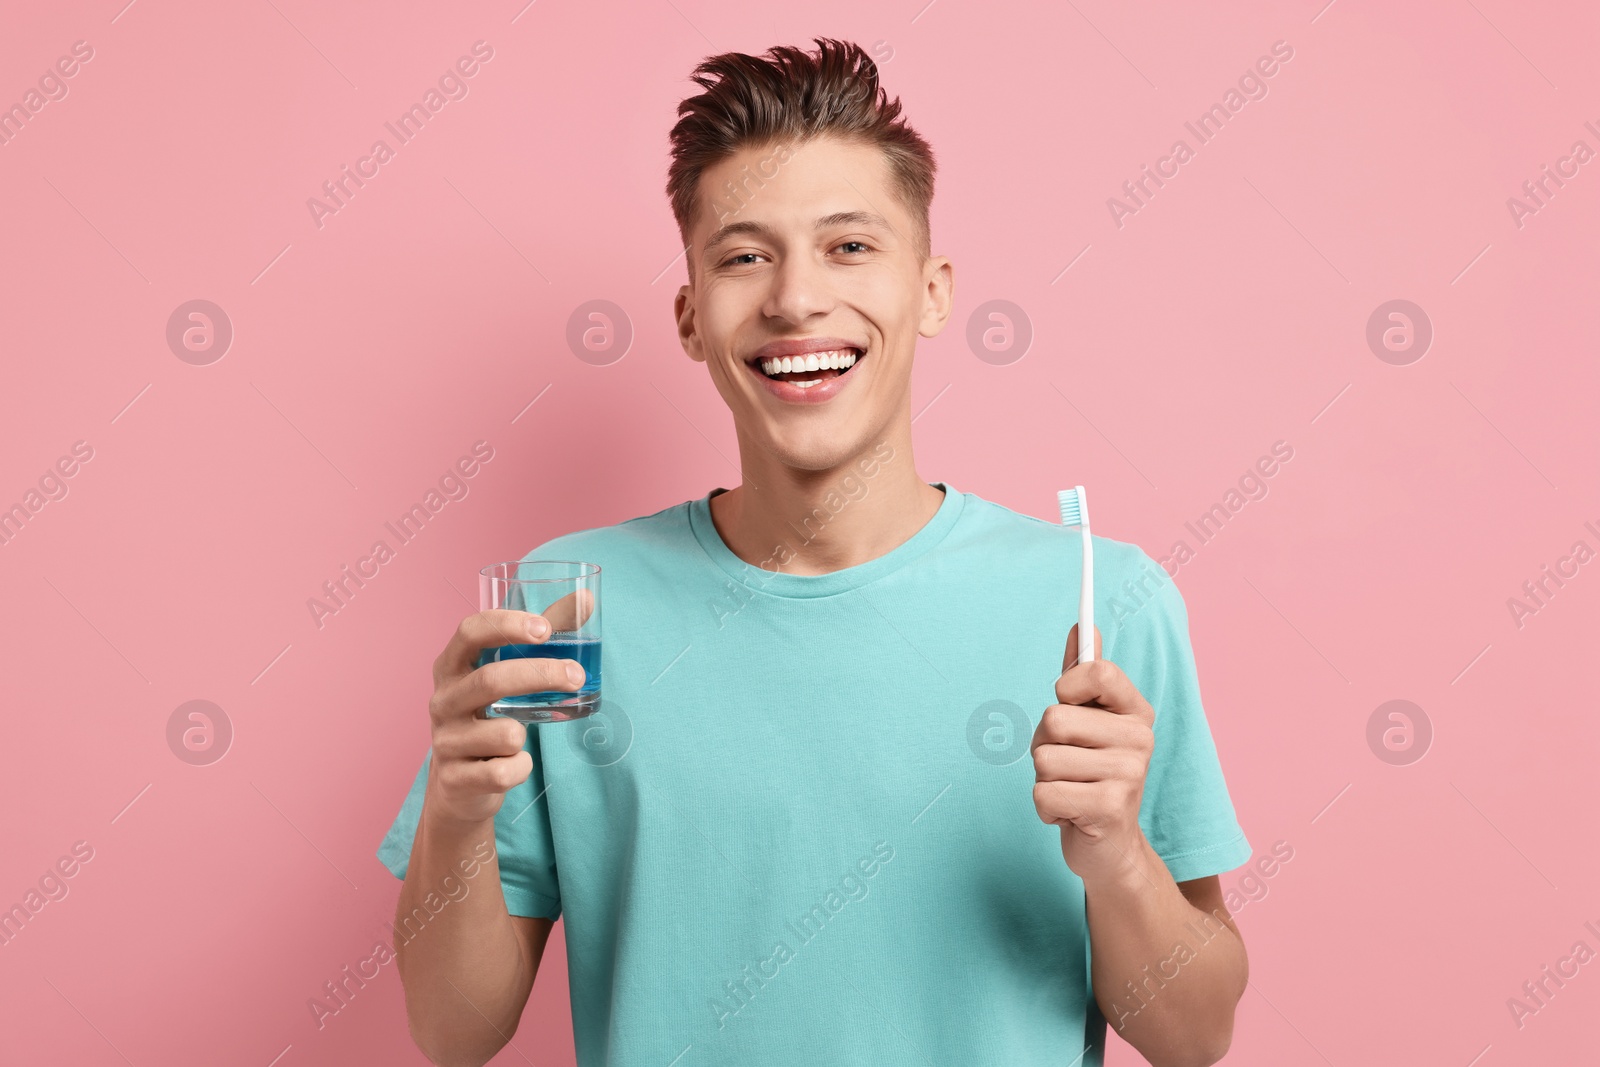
[666,37,936,280]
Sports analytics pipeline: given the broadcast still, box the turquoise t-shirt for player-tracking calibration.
[377,482,1251,1066]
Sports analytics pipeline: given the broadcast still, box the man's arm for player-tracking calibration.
[1032,623,1248,1067]
[1085,855,1247,1067]
[393,605,585,1066]
[393,807,552,1067]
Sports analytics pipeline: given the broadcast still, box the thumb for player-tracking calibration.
[541,588,595,631]
[1063,622,1103,672]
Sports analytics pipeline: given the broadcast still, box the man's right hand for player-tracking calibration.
[424,605,587,826]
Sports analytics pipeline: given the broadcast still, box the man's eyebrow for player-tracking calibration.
[702,220,775,259]
[814,210,893,232]
[701,211,895,261]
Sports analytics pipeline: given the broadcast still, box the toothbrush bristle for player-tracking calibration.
[1057,487,1085,527]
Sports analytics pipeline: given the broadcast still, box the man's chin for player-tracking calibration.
[758,432,873,476]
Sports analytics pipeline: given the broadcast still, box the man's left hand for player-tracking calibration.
[1030,623,1157,887]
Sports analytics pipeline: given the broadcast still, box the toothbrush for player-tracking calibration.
[1057,486,1094,664]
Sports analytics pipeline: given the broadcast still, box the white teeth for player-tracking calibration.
[757,349,862,377]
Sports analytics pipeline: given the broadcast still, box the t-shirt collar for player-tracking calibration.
[688,481,964,599]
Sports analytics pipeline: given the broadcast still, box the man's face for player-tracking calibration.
[674,136,953,472]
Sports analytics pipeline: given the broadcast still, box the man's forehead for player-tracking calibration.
[695,154,907,259]
[695,139,895,222]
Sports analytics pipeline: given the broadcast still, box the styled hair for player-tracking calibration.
[666,37,936,280]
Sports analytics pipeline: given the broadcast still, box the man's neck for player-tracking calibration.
[708,435,944,577]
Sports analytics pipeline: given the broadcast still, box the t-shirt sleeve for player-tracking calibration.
[375,728,563,921]
[1105,546,1252,884]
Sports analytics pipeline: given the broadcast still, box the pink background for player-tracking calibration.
[2,1,1597,1064]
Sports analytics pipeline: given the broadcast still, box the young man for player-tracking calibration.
[378,38,1251,1067]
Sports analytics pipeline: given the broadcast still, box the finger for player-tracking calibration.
[1062,623,1103,673]
[1033,779,1127,833]
[1031,704,1140,751]
[1031,743,1127,784]
[1055,659,1146,720]
[541,588,594,632]
[434,716,528,761]
[437,749,533,795]
[435,610,552,683]
[1033,779,1093,825]
[431,656,584,723]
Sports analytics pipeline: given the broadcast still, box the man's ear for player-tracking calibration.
[918,255,954,339]
[675,285,707,364]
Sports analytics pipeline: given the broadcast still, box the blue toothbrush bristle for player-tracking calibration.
[1057,488,1085,527]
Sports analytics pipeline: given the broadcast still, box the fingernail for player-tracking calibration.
[565,662,585,687]
[528,617,549,639]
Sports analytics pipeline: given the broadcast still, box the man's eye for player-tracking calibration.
[723,253,763,266]
[836,241,870,255]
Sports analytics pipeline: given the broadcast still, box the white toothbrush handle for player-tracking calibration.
[1078,529,1094,663]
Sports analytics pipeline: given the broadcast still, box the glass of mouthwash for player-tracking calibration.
[477,560,601,723]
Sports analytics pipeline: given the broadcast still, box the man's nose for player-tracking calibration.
[762,251,834,324]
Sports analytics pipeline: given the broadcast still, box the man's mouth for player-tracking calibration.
[752,348,864,389]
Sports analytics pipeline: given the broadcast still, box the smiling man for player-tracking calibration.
[377,38,1252,1067]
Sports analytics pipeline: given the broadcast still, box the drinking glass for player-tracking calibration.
[477,560,601,723]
